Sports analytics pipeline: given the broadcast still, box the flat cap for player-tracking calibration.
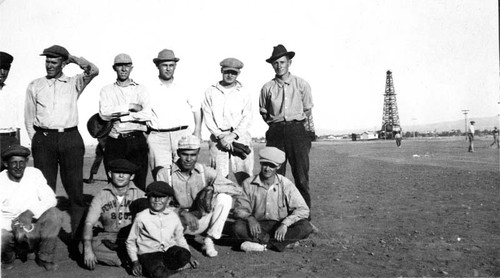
[153,49,179,64]
[114,53,133,65]
[40,45,69,60]
[470,121,475,124]
[108,159,138,174]
[0,51,13,67]
[178,135,201,150]
[220,58,243,73]
[1,145,30,160]
[259,147,285,167]
[146,181,175,197]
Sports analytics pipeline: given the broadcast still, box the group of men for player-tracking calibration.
[1,43,316,274]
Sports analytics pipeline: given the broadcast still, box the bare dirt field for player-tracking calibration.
[2,137,500,277]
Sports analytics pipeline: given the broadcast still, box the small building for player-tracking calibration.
[360,131,378,140]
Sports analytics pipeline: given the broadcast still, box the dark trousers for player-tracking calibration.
[104,133,149,191]
[138,246,191,278]
[2,207,62,263]
[233,219,313,252]
[266,121,311,208]
[32,129,85,238]
[89,138,107,179]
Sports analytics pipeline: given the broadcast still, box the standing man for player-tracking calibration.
[171,135,233,258]
[468,121,475,153]
[202,58,253,185]
[394,131,402,148]
[259,44,313,210]
[82,159,146,270]
[148,49,203,183]
[490,126,499,148]
[24,45,99,239]
[0,51,20,169]
[99,53,152,191]
[233,147,312,252]
[1,145,62,271]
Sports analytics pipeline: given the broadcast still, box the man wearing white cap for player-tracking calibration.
[169,134,234,258]
[147,49,202,183]
[99,54,152,191]
[233,147,313,252]
[202,58,253,185]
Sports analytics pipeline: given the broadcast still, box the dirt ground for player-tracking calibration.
[2,137,500,277]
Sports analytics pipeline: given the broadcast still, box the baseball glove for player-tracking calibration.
[190,186,215,219]
[231,142,251,159]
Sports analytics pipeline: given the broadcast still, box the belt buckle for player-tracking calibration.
[57,128,64,132]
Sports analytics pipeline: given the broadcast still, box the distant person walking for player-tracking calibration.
[468,121,475,152]
[394,132,402,147]
[490,126,499,148]
[259,44,313,210]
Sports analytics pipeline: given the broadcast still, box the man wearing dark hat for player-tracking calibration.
[259,44,314,210]
[99,53,152,191]
[147,49,202,183]
[1,145,62,271]
[233,147,312,252]
[82,159,146,270]
[0,51,21,170]
[127,181,198,277]
[201,57,254,186]
[24,45,99,241]
[468,120,475,152]
[170,135,234,258]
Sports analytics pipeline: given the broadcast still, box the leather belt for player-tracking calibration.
[34,126,78,133]
[152,125,188,132]
[0,131,17,137]
[271,120,304,126]
[116,131,144,139]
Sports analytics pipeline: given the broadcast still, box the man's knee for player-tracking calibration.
[214,193,232,209]
[232,220,248,238]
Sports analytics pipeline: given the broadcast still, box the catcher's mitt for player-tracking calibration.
[12,220,37,260]
[190,186,214,219]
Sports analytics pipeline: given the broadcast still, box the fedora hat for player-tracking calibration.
[153,49,179,65]
[87,113,113,139]
[266,44,295,63]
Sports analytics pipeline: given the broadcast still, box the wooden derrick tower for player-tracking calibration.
[380,70,401,139]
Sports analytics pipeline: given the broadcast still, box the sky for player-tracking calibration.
[1,0,498,145]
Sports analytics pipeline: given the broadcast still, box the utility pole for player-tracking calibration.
[462,109,469,141]
[412,118,416,140]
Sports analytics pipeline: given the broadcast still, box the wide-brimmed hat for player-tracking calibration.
[266,44,295,63]
[153,49,179,65]
[40,45,69,60]
[87,113,113,139]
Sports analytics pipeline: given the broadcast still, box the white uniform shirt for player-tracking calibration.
[0,84,21,132]
[0,167,57,231]
[149,79,200,130]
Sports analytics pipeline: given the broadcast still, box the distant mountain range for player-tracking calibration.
[316,116,500,135]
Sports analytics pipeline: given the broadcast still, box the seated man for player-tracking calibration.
[170,135,233,257]
[127,181,198,278]
[1,145,62,271]
[233,147,313,252]
[82,159,146,270]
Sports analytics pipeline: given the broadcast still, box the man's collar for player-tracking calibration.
[46,74,69,85]
[214,81,242,92]
[103,182,139,196]
[149,207,175,215]
[172,161,203,174]
[250,174,281,189]
[274,73,292,85]
[114,79,138,87]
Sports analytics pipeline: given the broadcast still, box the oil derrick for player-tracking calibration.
[380,70,401,139]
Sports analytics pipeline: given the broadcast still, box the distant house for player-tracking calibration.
[360,131,378,140]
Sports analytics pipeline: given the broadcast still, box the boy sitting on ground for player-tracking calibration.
[127,181,198,277]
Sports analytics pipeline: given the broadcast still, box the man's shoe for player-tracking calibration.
[1,262,14,270]
[36,258,59,271]
[203,237,218,257]
[286,241,300,249]
[240,241,266,252]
